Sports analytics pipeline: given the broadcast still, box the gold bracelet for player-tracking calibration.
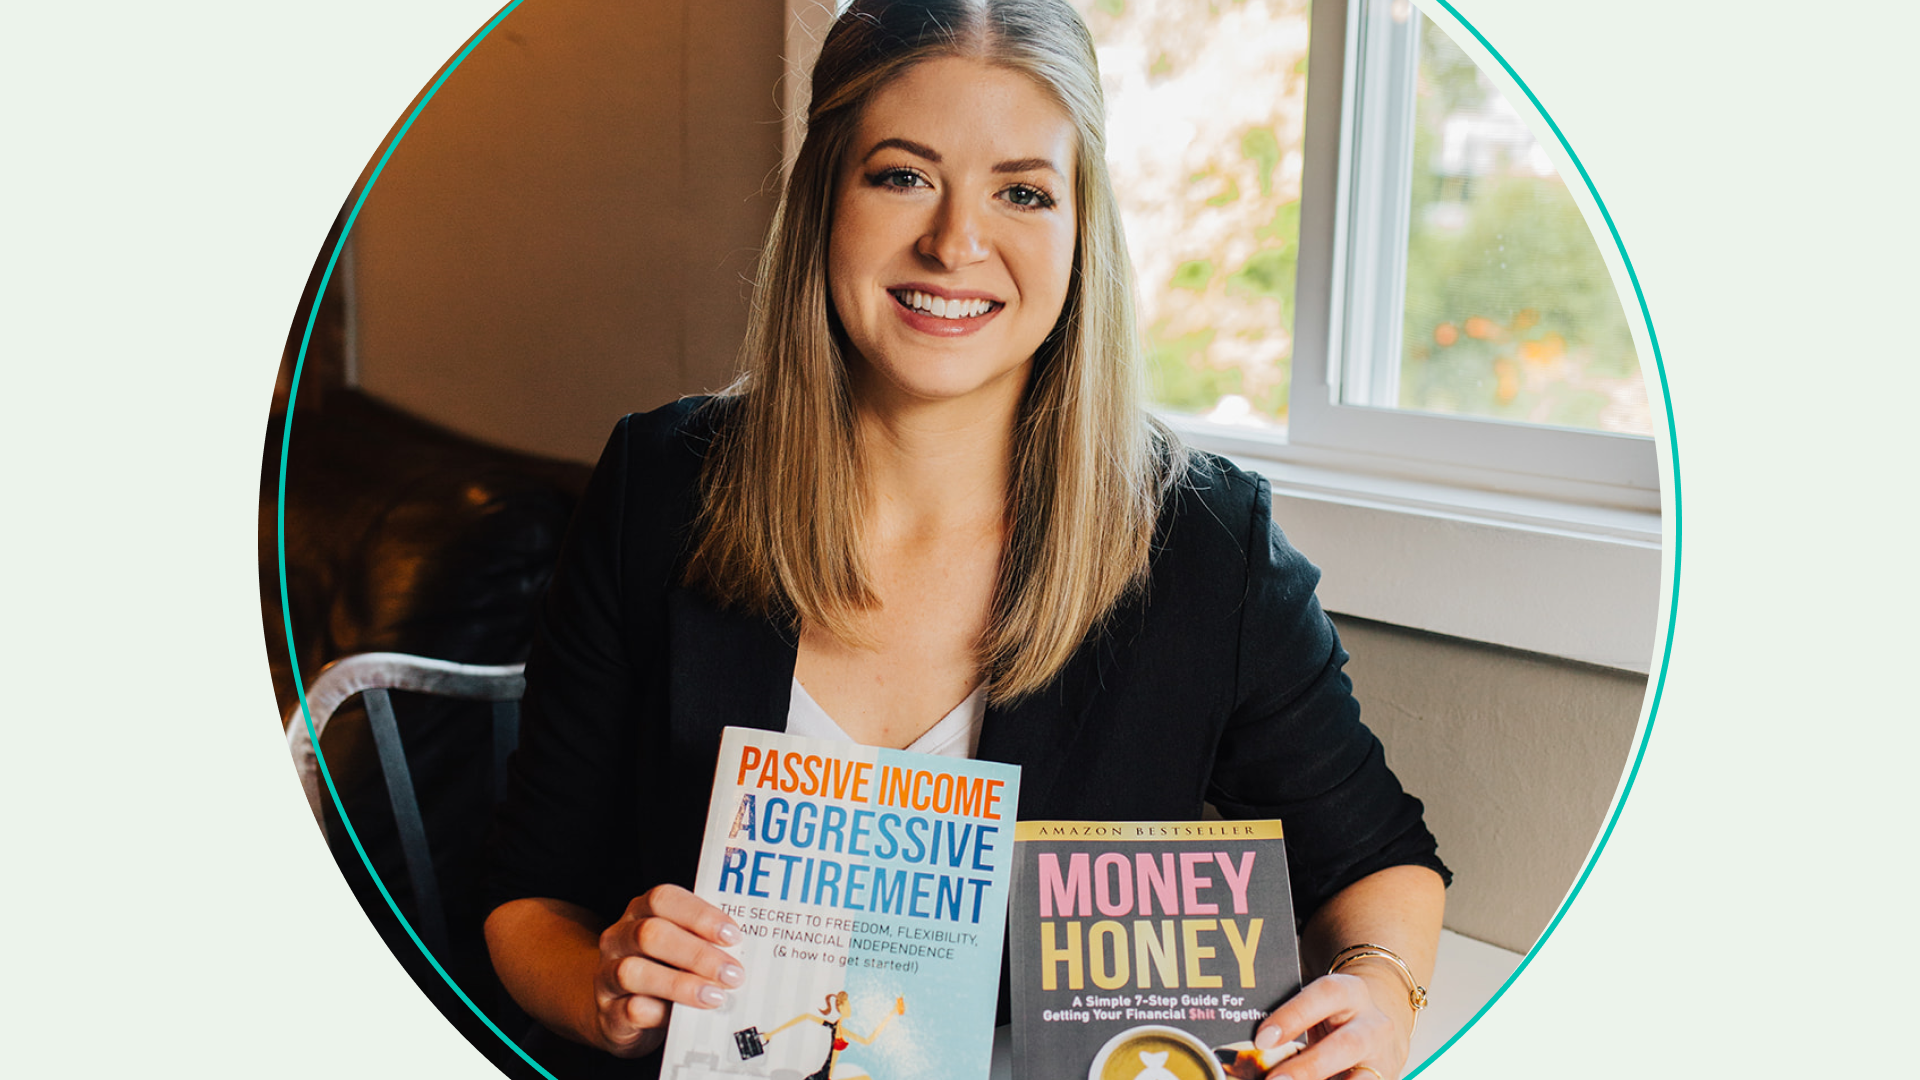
[1345,1067,1384,1080]
[1329,943,1428,1025]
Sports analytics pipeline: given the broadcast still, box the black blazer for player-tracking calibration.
[488,397,1446,1069]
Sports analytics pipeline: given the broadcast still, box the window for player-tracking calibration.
[1288,0,1657,505]
[1085,0,1658,509]
[1073,0,1314,429]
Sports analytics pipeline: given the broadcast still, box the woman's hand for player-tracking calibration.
[1273,864,1444,1080]
[1252,970,1409,1080]
[589,885,745,1058]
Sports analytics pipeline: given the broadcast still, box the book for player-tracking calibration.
[660,726,1022,1080]
[1010,821,1303,1080]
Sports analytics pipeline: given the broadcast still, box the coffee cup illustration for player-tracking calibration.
[1087,1025,1224,1080]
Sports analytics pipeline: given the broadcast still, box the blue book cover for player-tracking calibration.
[661,726,1021,1080]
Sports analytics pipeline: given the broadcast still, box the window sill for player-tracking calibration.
[1165,416,1664,674]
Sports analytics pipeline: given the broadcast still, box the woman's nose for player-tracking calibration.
[917,196,989,269]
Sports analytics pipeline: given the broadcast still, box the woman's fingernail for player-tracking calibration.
[1255,1027,1281,1050]
[698,986,726,1008]
[720,963,746,987]
[718,924,742,945]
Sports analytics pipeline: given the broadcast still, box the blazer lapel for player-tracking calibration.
[976,640,1104,817]
[666,585,796,765]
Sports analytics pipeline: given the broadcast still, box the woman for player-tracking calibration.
[761,992,907,1080]
[485,2,1448,1078]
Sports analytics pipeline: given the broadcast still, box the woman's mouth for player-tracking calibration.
[888,289,1002,321]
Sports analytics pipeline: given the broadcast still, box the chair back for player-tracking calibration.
[285,651,525,958]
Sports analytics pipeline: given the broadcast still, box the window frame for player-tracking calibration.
[1162,0,1665,672]
[1277,0,1659,510]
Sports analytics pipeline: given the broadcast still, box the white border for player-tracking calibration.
[21,2,1920,1078]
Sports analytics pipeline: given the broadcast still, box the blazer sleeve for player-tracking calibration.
[1205,473,1450,925]
[487,415,646,922]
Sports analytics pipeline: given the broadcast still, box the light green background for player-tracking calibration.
[7,1,1916,1077]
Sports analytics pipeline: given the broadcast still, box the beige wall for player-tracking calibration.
[331,0,1646,959]
[350,0,787,464]
[1335,615,1646,953]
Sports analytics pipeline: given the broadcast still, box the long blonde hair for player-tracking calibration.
[684,0,1183,703]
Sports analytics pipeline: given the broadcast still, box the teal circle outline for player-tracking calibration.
[276,2,558,1077]
[271,1,1681,1077]
[1401,0,1679,1074]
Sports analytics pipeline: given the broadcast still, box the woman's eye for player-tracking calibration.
[870,168,927,190]
[1003,184,1056,210]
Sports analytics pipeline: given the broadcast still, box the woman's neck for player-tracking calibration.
[852,389,1019,544]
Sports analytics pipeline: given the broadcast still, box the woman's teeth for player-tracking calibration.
[894,291,995,319]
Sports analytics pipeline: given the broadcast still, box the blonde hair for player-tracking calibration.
[685,0,1183,703]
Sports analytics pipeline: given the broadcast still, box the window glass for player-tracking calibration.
[1390,10,1650,434]
[1074,0,1309,431]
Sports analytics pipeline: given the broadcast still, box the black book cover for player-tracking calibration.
[1011,821,1302,1080]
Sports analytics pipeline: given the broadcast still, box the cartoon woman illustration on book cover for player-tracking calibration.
[750,991,906,1079]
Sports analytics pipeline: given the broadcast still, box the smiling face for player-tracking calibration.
[828,56,1079,414]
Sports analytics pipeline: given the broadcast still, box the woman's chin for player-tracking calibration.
[852,357,1034,415]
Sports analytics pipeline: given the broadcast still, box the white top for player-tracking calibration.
[784,678,985,759]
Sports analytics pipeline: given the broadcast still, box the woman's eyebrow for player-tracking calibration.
[992,157,1060,176]
[864,137,941,162]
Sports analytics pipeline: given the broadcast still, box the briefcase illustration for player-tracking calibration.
[733,1027,766,1060]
